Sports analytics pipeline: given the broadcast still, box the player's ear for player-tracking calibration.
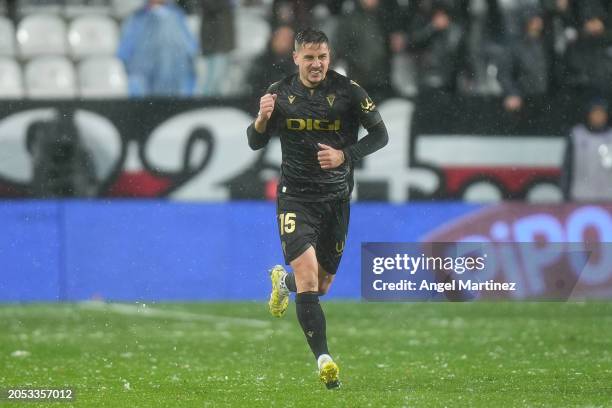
[293,50,298,65]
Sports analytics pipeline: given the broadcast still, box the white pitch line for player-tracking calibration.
[78,301,271,328]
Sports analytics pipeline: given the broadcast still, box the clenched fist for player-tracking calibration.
[317,143,345,169]
[255,93,277,131]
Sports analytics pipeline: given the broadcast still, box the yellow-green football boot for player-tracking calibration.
[268,265,289,317]
[318,354,340,389]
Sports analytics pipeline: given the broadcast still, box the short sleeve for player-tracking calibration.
[349,80,383,130]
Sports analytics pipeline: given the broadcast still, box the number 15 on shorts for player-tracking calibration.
[279,212,296,235]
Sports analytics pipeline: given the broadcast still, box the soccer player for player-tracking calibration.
[246,28,388,389]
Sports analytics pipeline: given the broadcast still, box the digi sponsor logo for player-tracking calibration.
[286,118,341,131]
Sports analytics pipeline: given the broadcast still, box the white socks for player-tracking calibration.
[317,354,333,370]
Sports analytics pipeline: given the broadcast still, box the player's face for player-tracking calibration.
[293,42,330,88]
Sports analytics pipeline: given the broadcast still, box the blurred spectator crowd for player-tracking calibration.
[1,0,612,103]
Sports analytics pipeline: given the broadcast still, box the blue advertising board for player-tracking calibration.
[0,201,480,302]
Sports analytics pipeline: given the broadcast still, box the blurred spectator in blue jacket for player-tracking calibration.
[118,0,198,97]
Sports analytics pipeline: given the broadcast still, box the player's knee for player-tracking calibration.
[299,277,319,292]
[294,267,319,292]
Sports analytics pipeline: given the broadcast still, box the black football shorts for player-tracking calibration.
[276,197,350,275]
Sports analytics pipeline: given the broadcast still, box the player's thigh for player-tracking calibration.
[276,198,319,266]
[315,199,350,276]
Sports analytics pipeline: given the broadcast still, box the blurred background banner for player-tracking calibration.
[2,200,612,302]
[0,95,592,202]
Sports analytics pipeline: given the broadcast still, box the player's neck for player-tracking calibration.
[298,75,325,90]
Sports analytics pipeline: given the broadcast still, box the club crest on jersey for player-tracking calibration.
[360,97,376,112]
[326,94,335,107]
[288,95,296,104]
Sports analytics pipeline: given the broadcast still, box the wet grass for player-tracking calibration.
[0,301,611,407]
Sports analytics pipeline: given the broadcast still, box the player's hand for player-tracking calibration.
[317,143,345,170]
[257,93,277,123]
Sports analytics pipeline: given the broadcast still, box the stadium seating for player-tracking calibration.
[110,0,143,19]
[18,0,64,16]
[525,183,563,203]
[462,181,503,203]
[391,53,418,97]
[186,14,200,41]
[222,9,270,96]
[234,9,269,60]
[193,55,208,96]
[17,14,68,59]
[24,56,77,99]
[68,15,119,59]
[64,0,112,18]
[78,56,128,98]
[0,57,24,98]
[0,17,16,56]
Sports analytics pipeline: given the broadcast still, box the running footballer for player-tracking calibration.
[246,28,388,389]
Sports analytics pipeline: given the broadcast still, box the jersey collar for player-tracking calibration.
[294,72,331,94]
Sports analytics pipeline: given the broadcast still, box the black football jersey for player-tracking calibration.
[264,70,382,202]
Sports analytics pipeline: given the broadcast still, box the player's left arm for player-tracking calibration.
[342,84,389,165]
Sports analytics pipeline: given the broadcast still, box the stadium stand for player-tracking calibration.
[64,0,111,18]
[24,55,77,98]
[68,14,118,59]
[77,55,127,98]
[0,16,15,56]
[221,8,269,95]
[17,13,67,58]
[0,56,23,98]
[234,8,269,61]
[17,0,63,16]
[110,0,142,19]
[186,13,200,40]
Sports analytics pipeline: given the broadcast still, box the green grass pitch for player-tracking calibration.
[1,301,611,407]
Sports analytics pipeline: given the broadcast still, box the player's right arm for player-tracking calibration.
[246,93,277,150]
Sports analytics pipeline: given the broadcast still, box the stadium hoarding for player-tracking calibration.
[0,94,588,201]
[1,200,611,302]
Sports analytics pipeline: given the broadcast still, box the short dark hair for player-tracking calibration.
[294,28,329,51]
